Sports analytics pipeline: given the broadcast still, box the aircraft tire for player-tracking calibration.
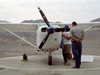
[48,55,52,65]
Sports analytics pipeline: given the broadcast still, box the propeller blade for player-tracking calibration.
[38,7,50,27]
[37,33,50,52]
[55,28,70,32]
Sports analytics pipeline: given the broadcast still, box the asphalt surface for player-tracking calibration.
[0,24,100,75]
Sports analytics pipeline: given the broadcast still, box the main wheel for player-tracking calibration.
[48,55,52,65]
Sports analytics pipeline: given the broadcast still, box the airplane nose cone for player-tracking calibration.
[46,27,55,34]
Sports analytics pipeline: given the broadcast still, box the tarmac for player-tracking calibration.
[0,55,100,75]
[0,24,100,75]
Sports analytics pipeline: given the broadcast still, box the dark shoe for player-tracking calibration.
[73,57,75,60]
[72,66,80,69]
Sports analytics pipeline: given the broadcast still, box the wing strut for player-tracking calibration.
[0,26,38,49]
[84,25,94,32]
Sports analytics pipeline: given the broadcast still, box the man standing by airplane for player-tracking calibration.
[70,21,85,69]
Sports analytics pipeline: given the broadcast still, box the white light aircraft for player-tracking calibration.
[0,7,100,65]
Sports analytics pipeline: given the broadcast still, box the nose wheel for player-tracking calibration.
[48,52,52,65]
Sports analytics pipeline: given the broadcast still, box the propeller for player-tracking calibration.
[37,7,52,51]
[37,7,70,52]
[37,33,50,52]
[38,7,50,27]
[55,28,70,32]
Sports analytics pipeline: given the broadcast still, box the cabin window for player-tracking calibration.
[41,28,47,32]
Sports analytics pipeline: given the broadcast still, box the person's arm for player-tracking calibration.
[70,36,80,43]
[81,30,85,41]
[62,34,70,40]
[80,35,85,41]
[70,35,85,43]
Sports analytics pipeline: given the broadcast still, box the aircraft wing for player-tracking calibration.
[0,22,100,49]
[0,23,38,49]
[58,22,100,31]
[0,23,38,32]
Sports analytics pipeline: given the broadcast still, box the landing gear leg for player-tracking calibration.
[48,52,52,65]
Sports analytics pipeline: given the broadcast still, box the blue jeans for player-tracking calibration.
[72,41,82,68]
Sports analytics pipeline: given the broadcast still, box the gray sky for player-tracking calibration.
[0,0,100,23]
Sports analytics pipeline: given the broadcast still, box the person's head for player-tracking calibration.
[64,25,70,31]
[72,21,77,27]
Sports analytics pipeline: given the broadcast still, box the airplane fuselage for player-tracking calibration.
[36,25,62,52]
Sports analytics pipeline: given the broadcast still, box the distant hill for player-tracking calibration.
[90,18,100,22]
[21,19,61,23]
[0,20,10,24]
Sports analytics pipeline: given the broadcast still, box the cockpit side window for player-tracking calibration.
[41,27,47,32]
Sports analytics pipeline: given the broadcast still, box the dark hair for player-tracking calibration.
[72,21,77,26]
